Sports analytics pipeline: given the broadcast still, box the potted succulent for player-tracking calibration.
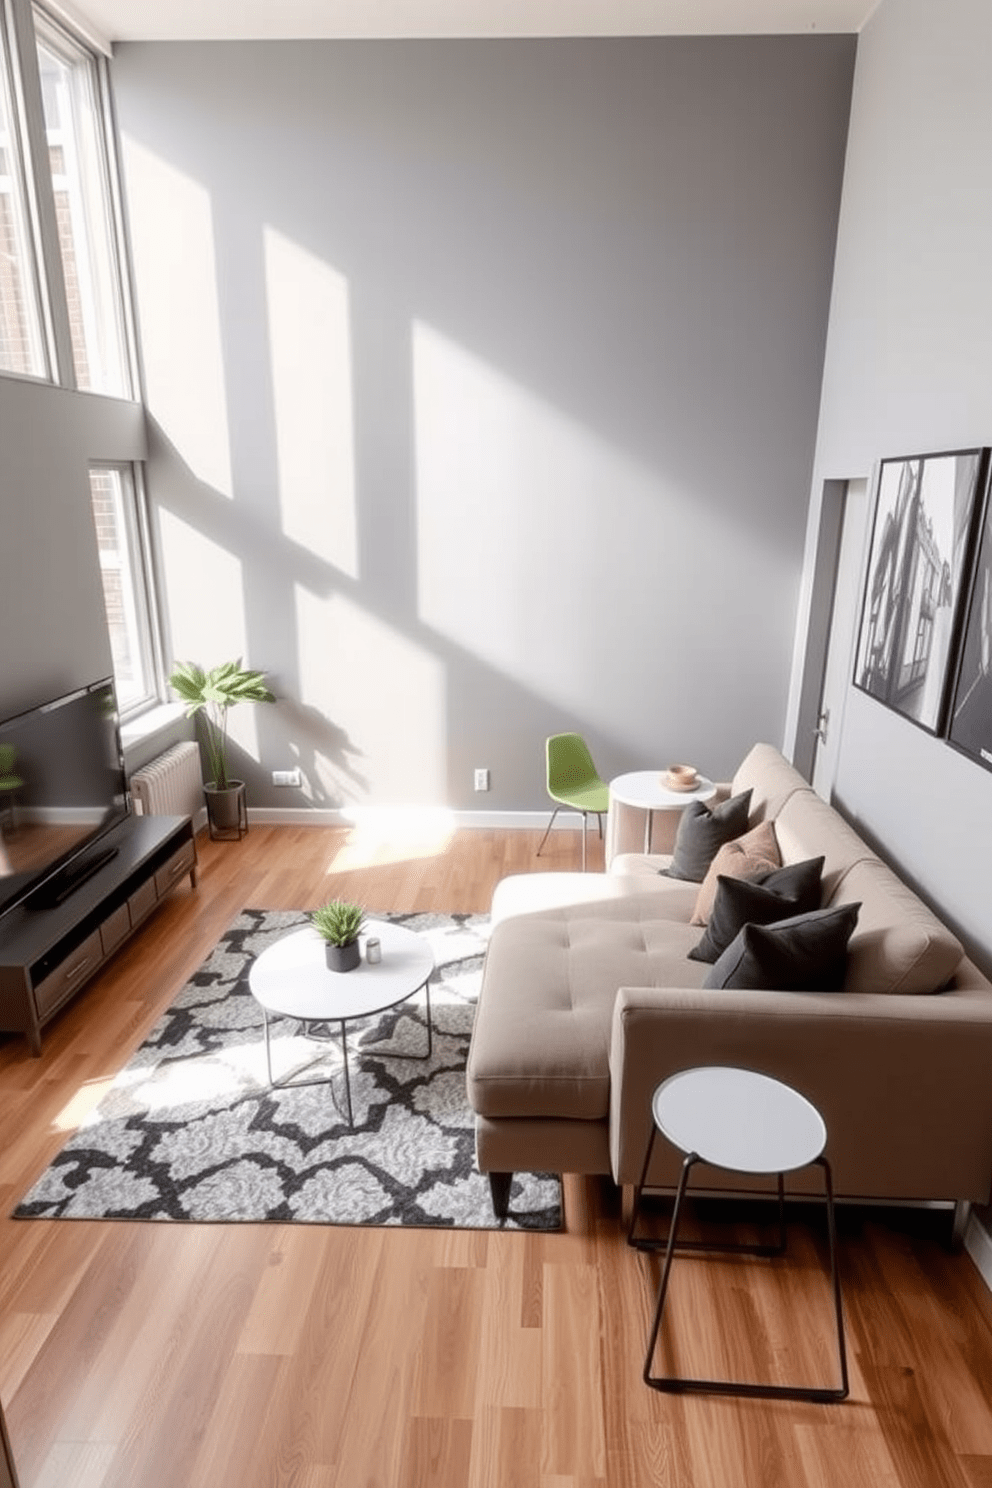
[311,900,366,972]
[168,659,275,838]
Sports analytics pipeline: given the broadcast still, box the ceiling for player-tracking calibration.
[56,0,880,49]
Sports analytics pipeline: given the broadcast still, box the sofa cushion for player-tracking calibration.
[662,790,753,882]
[467,898,709,1121]
[773,790,874,902]
[688,858,824,964]
[830,858,965,994]
[690,819,781,924]
[703,902,861,992]
[731,743,815,823]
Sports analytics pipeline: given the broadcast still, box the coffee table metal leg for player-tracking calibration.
[260,1009,354,1127]
[339,1019,353,1128]
[260,980,434,1133]
[359,979,433,1062]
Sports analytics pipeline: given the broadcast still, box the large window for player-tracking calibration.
[89,464,160,716]
[34,10,130,395]
[0,10,46,376]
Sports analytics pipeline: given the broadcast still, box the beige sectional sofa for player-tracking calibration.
[466,744,992,1234]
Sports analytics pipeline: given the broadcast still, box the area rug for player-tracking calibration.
[13,909,561,1231]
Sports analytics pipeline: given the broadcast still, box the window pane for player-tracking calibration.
[36,18,129,396]
[0,37,46,375]
[89,465,157,714]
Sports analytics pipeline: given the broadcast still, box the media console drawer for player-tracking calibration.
[128,878,157,927]
[34,930,102,1020]
[155,840,196,898]
[100,903,131,958]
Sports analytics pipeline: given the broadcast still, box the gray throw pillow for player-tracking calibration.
[702,901,861,992]
[688,865,819,964]
[661,789,753,883]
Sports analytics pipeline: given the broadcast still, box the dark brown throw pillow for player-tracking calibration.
[702,901,861,992]
[660,789,753,883]
[690,819,781,925]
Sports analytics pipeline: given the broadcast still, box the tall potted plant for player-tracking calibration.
[168,659,275,838]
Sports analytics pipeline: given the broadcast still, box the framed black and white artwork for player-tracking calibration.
[947,461,992,771]
[853,447,988,735]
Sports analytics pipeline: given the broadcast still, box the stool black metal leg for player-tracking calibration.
[641,1154,848,1402]
[629,1143,787,1259]
[627,1125,660,1249]
[817,1154,849,1401]
[642,1152,697,1387]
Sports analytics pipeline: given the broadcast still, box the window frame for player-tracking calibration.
[0,0,52,379]
[88,460,165,722]
[32,4,135,397]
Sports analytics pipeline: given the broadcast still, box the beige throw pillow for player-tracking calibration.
[690,819,781,926]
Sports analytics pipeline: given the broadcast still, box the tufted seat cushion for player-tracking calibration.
[466,897,708,1121]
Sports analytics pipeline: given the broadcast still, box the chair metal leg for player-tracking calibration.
[536,806,560,856]
[581,811,587,871]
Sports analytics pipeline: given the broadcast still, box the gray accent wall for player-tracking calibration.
[788,0,992,975]
[110,36,854,811]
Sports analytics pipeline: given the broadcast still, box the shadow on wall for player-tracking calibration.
[146,416,637,812]
[117,38,855,808]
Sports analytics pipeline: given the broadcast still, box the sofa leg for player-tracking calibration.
[489,1172,513,1219]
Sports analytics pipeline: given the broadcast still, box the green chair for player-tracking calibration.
[536,732,611,871]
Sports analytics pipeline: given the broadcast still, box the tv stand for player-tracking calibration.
[0,815,197,1055]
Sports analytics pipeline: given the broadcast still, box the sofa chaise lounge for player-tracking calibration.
[466,744,992,1238]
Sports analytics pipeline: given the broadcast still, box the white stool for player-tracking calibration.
[628,1065,848,1402]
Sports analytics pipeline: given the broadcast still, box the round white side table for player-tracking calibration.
[248,919,435,1128]
[627,1065,848,1402]
[608,771,716,853]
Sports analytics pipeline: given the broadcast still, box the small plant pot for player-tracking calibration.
[204,781,248,840]
[325,940,361,973]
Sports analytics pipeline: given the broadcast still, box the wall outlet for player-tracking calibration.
[272,768,302,787]
[474,767,490,792]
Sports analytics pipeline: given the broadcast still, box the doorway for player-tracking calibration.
[792,477,870,798]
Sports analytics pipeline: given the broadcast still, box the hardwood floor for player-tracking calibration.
[2,821,992,1486]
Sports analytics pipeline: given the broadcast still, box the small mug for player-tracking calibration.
[365,937,382,964]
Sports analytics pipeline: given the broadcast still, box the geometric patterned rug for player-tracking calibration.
[13,909,562,1231]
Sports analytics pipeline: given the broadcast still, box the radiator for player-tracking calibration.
[130,741,203,820]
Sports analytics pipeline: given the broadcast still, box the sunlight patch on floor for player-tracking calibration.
[328,809,456,871]
[52,1076,116,1133]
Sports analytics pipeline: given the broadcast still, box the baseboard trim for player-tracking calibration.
[966,1211,992,1292]
[245,807,582,830]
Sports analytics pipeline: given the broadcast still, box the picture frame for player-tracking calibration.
[853,447,988,736]
[947,458,992,771]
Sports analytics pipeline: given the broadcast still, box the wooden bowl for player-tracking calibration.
[664,764,699,792]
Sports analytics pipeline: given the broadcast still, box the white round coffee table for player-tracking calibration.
[248,919,435,1128]
[628,1066,848,1402]
[609,770,716,852]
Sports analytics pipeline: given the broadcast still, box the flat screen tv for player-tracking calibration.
[0,677,130,921]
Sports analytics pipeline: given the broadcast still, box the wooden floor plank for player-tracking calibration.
[1,823,992,1487]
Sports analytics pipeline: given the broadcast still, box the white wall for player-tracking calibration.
[788,0,992,972]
